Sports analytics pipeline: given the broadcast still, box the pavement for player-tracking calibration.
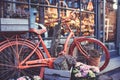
[100,56,120,73]
[98,68,120,80]
[98,56,120,80]
[111,72,120,80]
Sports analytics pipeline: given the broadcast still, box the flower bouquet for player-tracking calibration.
[72,62,100,80]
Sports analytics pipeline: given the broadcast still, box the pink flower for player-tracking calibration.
[81,70,89,77]
[17,77,26,80]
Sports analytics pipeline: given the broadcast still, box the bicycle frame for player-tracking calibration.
[15,22,77,78]
[20,18,92,68]
[22,24,75,66]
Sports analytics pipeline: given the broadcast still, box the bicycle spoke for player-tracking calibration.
[0,39,44,80]
[18,40,27,56]
[0,66,15,79]
[0,52,13,65]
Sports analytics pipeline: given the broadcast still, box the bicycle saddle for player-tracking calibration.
[30,23,47,35]
[29,28,46,35]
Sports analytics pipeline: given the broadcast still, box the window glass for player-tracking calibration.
[105,0,118,42]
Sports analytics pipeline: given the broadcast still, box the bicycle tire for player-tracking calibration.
[0,38,44,80]
[69,37,110,71]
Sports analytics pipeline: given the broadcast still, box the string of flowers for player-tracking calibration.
[17,76,42,80]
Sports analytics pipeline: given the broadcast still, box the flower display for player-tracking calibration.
[17,76,42,80]
[72,62,100,80]
[33,76,42,80]
[17,76,31,80]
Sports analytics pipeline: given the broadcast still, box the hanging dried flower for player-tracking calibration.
[87,0,93,11]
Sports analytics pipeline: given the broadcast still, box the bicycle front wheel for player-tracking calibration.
[69,37,110,71]
[0,39,44,80]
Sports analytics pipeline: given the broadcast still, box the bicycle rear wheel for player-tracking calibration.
[0,38,44,80]
[69,37,110,71]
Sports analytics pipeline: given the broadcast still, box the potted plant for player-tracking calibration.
[87,49,101,67]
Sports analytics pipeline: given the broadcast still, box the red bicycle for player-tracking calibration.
[0,13,110,80]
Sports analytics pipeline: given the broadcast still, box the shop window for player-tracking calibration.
[43,0,95,37]
[81,13,94,36]
[105,0,117,42]
[0,0,29,18]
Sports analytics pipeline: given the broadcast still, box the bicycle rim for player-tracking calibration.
[0,39,44,80]
[69,37,110,71]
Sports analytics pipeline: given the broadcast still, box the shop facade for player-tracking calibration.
[0,0,119,55]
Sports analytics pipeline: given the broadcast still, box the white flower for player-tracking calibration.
[75,73,82,77]
[90,66,100,73]
[33,76,42,80]
[75,62,83,67]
